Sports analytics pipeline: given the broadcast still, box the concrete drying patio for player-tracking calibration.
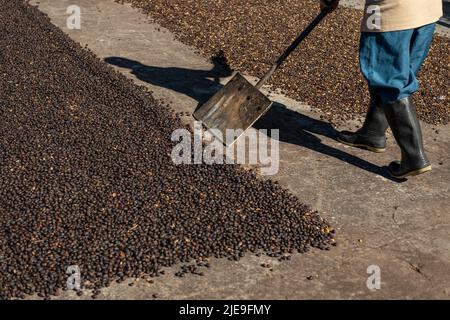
[29,0,450,299]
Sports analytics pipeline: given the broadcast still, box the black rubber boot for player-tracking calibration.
[383,97,432,179]
[337,97,389,153]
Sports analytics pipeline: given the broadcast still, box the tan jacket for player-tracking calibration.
[362,0,443,32]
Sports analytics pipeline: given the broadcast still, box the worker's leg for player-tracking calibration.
[358,25,436,178]
[383,24,435,178]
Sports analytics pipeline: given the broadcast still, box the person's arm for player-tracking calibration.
[320,0,340,11]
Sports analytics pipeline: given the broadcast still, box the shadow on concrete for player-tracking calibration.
[254,103,396,181]
[104,56,397,181]
[105,53,232,105]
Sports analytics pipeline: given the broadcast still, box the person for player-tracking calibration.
[320,0,443,179]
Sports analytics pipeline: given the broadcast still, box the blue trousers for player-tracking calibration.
[359,23,436,104]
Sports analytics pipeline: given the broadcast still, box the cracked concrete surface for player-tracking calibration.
[27,0,450,299]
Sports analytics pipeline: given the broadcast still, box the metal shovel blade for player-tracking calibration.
[193,73,272,146]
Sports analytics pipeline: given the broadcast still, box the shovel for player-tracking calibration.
[193,8,333,146]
